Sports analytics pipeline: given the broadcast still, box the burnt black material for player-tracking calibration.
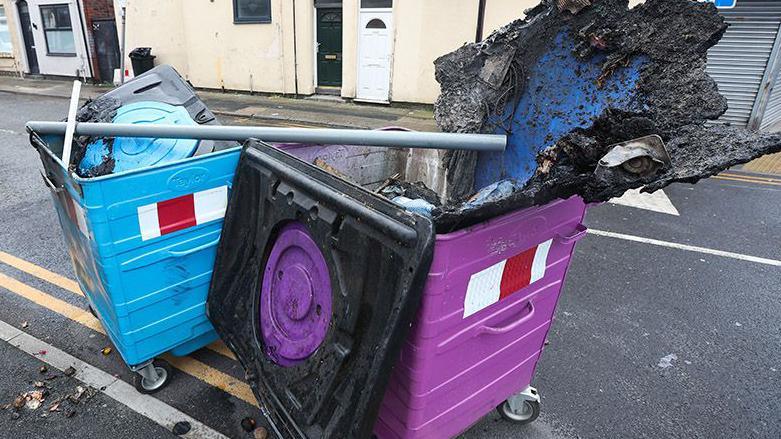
[71,64,236,177]
[207,140,435,439]
[378,179,442,206]
[431,0,781,230]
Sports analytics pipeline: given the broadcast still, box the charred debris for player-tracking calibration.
[70,97,122,178]
[430,0,781,230]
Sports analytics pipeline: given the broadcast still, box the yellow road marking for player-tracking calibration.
[0,252,237,361]
[163,354,256,405]
[712,175,781,186]
[0,271,257,407]
[0,272,103,333]
[0,251,82,295]
[719,173,781,184]
[207,341,237,360]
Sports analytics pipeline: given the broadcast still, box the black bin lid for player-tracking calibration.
[207,140,435,438]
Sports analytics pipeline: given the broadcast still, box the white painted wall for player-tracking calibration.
[9,0,91,77]
[0,0,23,73]
[117,0,311,94]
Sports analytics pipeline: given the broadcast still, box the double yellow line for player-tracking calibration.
[0,251,257,407]
[713,172,781,187]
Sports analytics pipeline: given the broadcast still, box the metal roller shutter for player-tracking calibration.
[761,70,781,129]
[706,0,781,127]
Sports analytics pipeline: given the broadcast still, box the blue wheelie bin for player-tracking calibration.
[31,66,242,393]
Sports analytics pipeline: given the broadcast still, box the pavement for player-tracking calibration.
[0,74,437,131]
[0,85,780,438]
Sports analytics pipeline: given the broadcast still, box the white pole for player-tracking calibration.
[62,81,83,168]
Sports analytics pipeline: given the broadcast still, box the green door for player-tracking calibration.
[317,8,343,87]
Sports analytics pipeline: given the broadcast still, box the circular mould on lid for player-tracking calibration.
[79,101,199,175]
[259,222,332,367]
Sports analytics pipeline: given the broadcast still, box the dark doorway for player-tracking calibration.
[92,19,120,83]
[17,0,39,74]
[316,8,342,87]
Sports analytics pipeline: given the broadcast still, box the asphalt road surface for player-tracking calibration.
[0,91,779,438]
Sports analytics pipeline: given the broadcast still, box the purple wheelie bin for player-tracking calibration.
[208,137,589,438]
[375,197,587,438]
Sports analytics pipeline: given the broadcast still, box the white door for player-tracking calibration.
[357,11,393,103]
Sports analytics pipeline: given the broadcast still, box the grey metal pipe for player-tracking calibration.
[25,121,506,152]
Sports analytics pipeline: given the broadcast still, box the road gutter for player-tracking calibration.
[0,319,228,439]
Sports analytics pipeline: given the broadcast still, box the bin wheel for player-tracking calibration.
[497,399,540,425]
[133,359,172,394]
[87,305,98,318]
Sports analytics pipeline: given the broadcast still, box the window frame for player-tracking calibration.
[232,0,272,24]
[0,5,13,55]
[39,3,77,57]
[360,0,392,9]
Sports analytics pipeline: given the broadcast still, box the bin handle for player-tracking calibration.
[477,301,535,336]
[40,171,63,194]
[167,237,220,257]
[555,223,588,245]
[121,237,220,271]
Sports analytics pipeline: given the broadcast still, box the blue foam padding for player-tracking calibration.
[474,31,648,189]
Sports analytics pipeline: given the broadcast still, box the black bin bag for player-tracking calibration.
[207,140,435,438]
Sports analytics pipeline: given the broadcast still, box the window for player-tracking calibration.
[361,0,392,8]
[40,4,76,55]
[366,19,386,29]
[233,0,271,24]
[0,6,12,53]
[321,12,342,23]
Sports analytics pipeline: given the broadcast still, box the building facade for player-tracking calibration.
[0,0,22,74]
[114,0,781,126]
[117,0,531,104]
[2,0,120,81]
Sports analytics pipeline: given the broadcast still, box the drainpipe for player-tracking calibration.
[119,4,126,83]
[292,0,299,96]
[475,0,487,42]
[75,0,94,80]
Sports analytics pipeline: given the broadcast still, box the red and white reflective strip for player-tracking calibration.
[463,239,552,318]
[137,186,228,241]
[62,193,89,238]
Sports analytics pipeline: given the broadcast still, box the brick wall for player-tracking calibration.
[82,0,116,82]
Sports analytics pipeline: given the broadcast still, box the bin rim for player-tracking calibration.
[31,130,241,185]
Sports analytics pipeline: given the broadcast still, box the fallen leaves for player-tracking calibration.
[101,347,112,356]
[3,369,97,420]
[48,400,62,412]
[66,386,94,404]
[15,389,48,410]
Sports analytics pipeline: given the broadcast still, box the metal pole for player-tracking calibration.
[120,6,127,84]
[476,0,487,42]
[26,121,507,152]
